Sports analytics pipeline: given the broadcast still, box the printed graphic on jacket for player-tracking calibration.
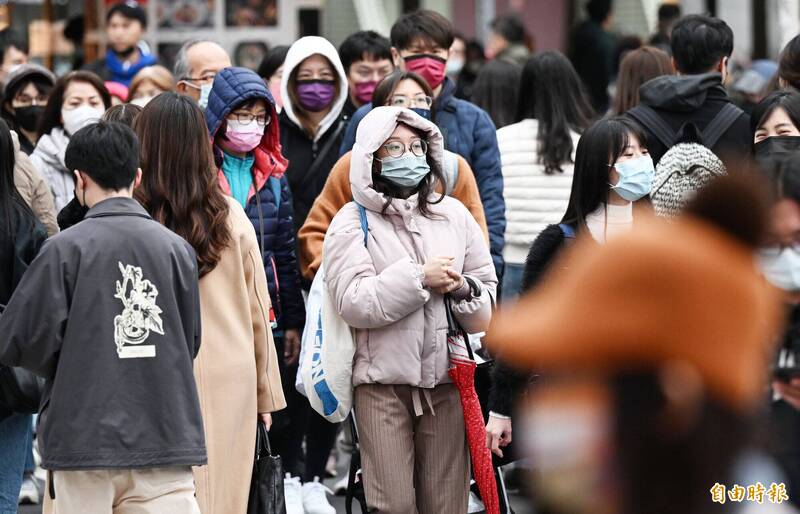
[113,262,164,358]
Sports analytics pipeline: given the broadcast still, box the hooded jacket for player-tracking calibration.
[206,67,305,330]
[279,37,350,234]
[629,73,750,166]
[323,107,497,388]
[340,78,506,276]
[30,127,73,212]
[0,197,206,469]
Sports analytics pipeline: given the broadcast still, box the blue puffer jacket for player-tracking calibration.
[340,77,506,275]
[206,67,305,330]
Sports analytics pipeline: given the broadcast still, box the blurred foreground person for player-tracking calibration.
[0,121,207,513]
[487,177,786,514]
[134,93,286,514]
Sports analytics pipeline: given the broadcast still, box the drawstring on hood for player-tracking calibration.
[350,106,444,215]
[639,72,726,113]
[280,36,349,142]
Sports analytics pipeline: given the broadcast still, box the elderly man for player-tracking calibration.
[174,40,232,108]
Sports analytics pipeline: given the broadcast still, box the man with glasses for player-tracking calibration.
[174,40,232,109]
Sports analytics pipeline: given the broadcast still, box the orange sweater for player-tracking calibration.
[298,151,489,281]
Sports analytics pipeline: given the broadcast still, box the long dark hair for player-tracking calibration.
[37,71,111,138]
[561,116,647,228]
[516,51,595,175]
[750,90,800,139]
[471,59,521,129]
[779,34,800,91]
[0,119,35,235]
[133,93,230,277]
[371,70,435,123]
[371,122,445,218]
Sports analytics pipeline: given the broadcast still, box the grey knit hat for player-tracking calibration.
[651,143,727,218]
[3,63,56,98]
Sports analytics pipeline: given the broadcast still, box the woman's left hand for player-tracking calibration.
[259,412,272,430]
[432,268,465,295]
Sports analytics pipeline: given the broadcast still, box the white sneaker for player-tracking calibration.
[18,475,40,505]
[283,473,304,514]
[301,477,335,514]
[468,491,486,513]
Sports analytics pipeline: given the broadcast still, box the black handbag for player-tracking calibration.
[247,422,286,514]
[0,304,44,414]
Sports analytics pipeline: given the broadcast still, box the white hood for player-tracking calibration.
[280,36,349,142]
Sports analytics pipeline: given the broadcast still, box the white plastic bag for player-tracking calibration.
[297,263,356,422]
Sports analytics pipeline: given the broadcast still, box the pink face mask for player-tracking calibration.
[403,54,447,90]
[269,81,283,111]
[225,118,265,152]
[354,80,378,105]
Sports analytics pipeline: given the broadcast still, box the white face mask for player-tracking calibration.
[130,96,154,107]
[446,58,465,75]
[758,247,800,291]
[62,105,104,136]
[198,84,212,110]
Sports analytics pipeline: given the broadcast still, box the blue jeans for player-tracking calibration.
[0,413,31,513]
[501,262,525,303]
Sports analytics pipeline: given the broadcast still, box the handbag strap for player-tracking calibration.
[444,295,475,360]
[255,421,273,459]
[298,119,348,190]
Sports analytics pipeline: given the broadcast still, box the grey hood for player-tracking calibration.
[639,73,725,112]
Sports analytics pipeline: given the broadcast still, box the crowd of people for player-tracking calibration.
[3,1,800,514]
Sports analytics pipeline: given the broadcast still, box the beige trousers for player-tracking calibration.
[51,466,200,514]
[354,383,470,514]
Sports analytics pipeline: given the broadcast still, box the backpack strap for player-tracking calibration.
[442,151,459,196]
[268,176,282,212]
[627,105,677,149]
[701,103,744,149]
[355,202,369,247]
[558,223,575,239]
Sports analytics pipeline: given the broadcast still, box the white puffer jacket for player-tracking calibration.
[497,119,580,264]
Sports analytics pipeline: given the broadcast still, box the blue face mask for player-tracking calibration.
[610,155,654,202]
[410,107,432,121]
[379,153,431,188]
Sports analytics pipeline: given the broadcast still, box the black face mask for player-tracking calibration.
[754,135,800,158]
[113,46,137,59]
[14,105,45,133]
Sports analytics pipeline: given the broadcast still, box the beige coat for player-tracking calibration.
[193,197,286,514]
[12,130,58,235]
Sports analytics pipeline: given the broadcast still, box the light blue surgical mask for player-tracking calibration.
[610,155,654,202]
[198,84,212,110]
[379,153,431,188]
[758,247,800,291]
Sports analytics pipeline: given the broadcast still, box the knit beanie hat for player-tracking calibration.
[651,143,726,218]
[486,216,783,414]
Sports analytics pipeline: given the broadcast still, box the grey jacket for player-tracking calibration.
[0,197,207,470]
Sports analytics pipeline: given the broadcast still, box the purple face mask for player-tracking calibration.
[296,80,336,112]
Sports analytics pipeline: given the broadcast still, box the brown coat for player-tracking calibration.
[12,131,58,235]
[192,197,286,514]
[298,151,489,281]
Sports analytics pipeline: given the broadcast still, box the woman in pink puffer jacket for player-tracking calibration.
[323,106,497,513]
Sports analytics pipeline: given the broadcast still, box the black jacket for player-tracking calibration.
[570,20,615,113]
[488,224,569,415]
[629,73,751,167]
[0,197,206,470]
[279,110,348,233]
[0,203,47,305]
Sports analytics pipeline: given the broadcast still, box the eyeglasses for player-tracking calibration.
[381,139,428,158]
[229,112,270,126]
[182,73,216,86]
[12,94,49,107]
[389,95,433,109]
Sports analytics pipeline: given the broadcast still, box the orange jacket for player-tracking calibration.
[298,151,489,281]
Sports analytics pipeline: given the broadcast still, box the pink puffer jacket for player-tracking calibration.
[323,106,497,388]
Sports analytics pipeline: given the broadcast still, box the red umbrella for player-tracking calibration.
[446,298,500,514]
